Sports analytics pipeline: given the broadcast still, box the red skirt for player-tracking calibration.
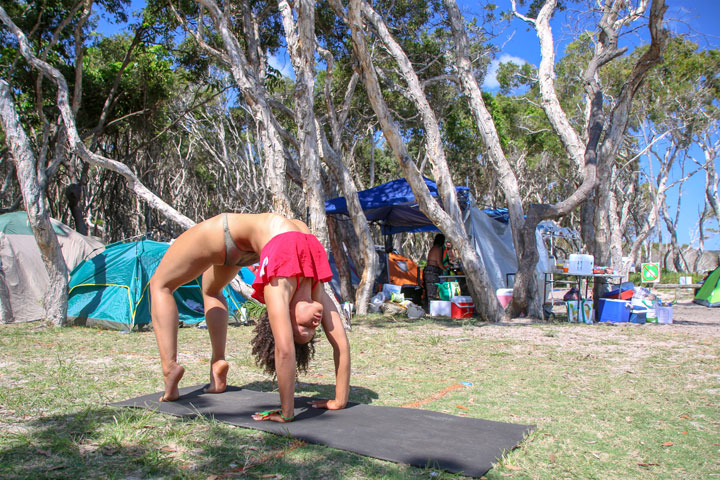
[251,231,333,304]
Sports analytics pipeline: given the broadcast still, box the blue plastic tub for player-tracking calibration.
[597,299,631,323]
[629,306,647,324]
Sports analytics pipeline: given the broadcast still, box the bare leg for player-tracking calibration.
[202,265,241,393]
[149,216,227,401]
[151,284,185,401]
[204,293,229,393]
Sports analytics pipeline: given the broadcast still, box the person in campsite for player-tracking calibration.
[149,213,350,423]
[442,240,460,274]
[423,234,445,303]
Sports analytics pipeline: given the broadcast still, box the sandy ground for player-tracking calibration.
[641,300,720,338]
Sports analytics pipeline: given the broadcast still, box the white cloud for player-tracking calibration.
[268,52,295,79]
[482,54,528,90]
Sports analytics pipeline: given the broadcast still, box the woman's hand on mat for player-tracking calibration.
[308,399,345,410]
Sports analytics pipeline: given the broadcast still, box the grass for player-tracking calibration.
[1,311,718,479]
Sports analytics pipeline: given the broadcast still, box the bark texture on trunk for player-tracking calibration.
[279,0,329,245]
[0,79,68,327]
[344,0,502,321]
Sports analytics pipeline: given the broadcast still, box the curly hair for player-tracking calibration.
[250,311,316,376]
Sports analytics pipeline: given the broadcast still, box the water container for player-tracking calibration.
[657,305,673,324]
[568,254,594,275]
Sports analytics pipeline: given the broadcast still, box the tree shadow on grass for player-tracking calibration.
[352,314,487,330]
[229,380,380,405]
[0,405,435,480]
[352,314,555,331]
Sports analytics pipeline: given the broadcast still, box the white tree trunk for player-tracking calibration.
[343,0,503,321]
[588,0,667,271]
[196,0,294,218]
[0,79,68,326]
[316,47,378,315]
[317,123,378,315]
[279,0,329,245]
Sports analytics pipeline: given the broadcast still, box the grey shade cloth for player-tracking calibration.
[113,385,534,478]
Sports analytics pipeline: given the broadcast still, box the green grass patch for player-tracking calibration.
[1,315,718,479]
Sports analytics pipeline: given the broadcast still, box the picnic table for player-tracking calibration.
[542,272,624,304]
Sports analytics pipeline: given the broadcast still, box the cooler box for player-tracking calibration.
[605,281,635,300]
[568,254,594,275]
[450,296,474,319]
[429,300,451,317]
[596,298,631,323]
[496,288,513,308]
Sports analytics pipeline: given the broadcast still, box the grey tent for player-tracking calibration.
[0,212,103,323]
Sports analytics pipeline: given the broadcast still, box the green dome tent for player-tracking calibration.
[693,267,720,307]
[68,239,246,330]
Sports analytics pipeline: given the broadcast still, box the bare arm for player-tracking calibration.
[310,286,351,409]
[258,278,297,420]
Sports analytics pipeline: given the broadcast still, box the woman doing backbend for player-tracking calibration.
[149,213,350,422]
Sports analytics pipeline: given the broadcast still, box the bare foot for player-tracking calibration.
[204,359,229,394]
[160,363,185,402]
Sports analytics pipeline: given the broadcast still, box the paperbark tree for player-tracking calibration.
[698,132,720,229]
[620,36,718,272]
[505,0,667,307]
[0,79,68,326]
[278,0,327,242]
[194,0,295,219]
[315,48,378,313]
[0,7,195,229]
[340,0,503,321]
[0,6,266,307]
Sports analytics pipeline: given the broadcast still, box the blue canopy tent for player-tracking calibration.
[325,177,483,235]
[325,178,548,297]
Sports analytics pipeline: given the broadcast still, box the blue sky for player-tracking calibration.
[97,1,719,249]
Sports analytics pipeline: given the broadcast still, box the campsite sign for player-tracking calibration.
[641,263,660,283]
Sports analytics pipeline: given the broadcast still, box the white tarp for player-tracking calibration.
[463,201,550,297]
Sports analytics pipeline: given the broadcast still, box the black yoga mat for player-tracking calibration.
[113,385,534,477]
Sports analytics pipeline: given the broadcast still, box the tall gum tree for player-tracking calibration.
[338,0,503,321]
[501,0,667,310]
[0,79,67,326]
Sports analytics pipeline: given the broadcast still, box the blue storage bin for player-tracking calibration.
[629,306,647,324]
[597,299,631,323]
